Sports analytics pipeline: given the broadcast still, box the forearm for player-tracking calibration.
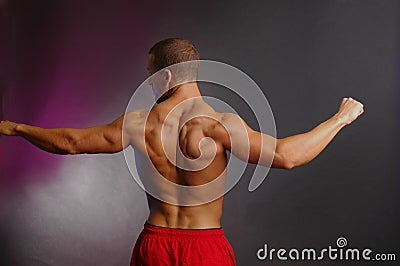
[276,114,347,168]
[15,124,74,154]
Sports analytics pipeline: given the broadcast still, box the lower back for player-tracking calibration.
[146,196,224,229]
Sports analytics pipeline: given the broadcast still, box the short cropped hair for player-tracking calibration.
[149,38,200,70]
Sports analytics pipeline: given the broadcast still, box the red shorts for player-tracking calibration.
[130,222,236,266]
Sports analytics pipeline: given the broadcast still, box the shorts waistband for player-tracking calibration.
[143,221,224,237]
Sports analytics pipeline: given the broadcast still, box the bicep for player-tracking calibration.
[246,132,288,168]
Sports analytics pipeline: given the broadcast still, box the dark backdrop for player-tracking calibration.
[0,0,399,265]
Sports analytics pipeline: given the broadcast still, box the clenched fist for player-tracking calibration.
[0,120,19,136]
[336,97,364,125]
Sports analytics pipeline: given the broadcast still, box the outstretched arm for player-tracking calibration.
[273,97,364,168]
[0,115,128,154]
[221,97,364,169]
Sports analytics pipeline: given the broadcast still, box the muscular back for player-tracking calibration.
[125,97,230,229]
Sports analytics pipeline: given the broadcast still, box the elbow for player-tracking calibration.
[66,141,81,155]
[60,143,77,155]
[274,143,298,170]
[282,160,296,170]
[65,147,78,155]
[278,153,296,169]
[63,135,80,155]
[273,151,297,170]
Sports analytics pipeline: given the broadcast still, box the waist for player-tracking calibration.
[143,221,224,237]
[147,202,223,229]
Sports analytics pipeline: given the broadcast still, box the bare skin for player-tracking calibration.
[0,55,364,229]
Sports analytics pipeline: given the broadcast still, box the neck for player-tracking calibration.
[158,82,201,104]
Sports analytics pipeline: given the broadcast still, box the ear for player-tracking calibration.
[164,69,172,87]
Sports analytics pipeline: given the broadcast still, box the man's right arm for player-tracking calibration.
[0,115,127,154]
[220,97,364,169]
[0,109,147,155]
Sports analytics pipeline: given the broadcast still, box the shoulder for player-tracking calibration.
[124,109,149,123]
[201,112,243,144]
[219,112,248,131]
[125,109,149,119]
[219,112,242,124]
[207,112,252,142]
[121,109,150,151]
[123,109,149,133]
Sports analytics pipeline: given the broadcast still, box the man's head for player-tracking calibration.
[147,38,200,101]
[148,38,200,71]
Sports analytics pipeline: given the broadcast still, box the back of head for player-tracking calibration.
[149,38,200,70]
[149,38,200,85]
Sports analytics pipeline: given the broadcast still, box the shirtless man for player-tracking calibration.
[0,38,364,265]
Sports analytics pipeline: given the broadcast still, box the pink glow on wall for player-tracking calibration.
[0,1,154,196]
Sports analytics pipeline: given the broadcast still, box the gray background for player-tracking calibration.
[0,0,399,265]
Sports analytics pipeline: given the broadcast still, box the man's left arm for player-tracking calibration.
[0,115,127,154]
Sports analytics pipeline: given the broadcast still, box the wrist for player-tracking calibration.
[331,113,348,127]
[14,123,26,136]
